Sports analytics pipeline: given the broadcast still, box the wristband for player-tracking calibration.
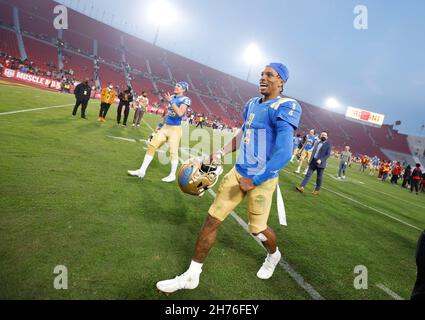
[158,123,164,128]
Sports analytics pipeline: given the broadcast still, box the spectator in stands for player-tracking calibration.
[117,86,134,127]
[99,83,116,123]
[402,165,412,189]
[296,131,332,196]
[0,61,3,74]
[390,162,402,184]
[132,91,149,128]
[72,78,92,119]
[411,164,423,195]
[338,146,352,179]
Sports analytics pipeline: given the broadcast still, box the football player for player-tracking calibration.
[128,81,191,182]
[295,129,318,174]
[156,63,302,294]
[290,133,303,163]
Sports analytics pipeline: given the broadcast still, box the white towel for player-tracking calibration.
[276,184,287,226]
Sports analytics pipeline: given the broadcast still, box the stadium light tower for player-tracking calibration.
[244,43,262,82]
[148,0,178,46]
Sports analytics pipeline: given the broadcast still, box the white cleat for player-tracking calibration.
[295,169,301,174]
[257,249,282,280]
[162,175,176,183]
[128,170,145,178]
[156,271,200,294]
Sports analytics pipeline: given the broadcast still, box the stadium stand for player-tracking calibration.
[0,2,14,27]
[0,0,416,161]
[23,36,58,70]
[62,51,94,80]
[0,28,20,58]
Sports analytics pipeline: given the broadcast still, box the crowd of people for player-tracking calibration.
[290,128,425,196]
[332,150,425,195]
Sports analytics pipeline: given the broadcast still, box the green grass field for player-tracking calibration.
[1,83,424,300]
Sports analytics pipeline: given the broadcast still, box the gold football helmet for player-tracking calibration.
[178,158,223,197]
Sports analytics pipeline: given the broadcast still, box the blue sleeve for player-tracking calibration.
[252,120,295,186]
[182,97,191,106]
[274,100,302,129]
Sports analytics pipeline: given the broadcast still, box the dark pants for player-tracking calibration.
[117,102,130,125]
[402,176,410,188]
[196,121,203,128]
[411,179,420,193]
[411,231,425,301]
[301,159,325,191]
[338,162,347,177]
[390,175,399,184]
[99,102,111,118]
[73,99,89,118]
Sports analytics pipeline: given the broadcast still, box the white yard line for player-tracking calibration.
[207,189,324,300]
[107,136,137,143]
[326,173,365,185]
[376,283,404,300]
[0,104,73,116]
[359,184,425,211]
[284,169,422,231]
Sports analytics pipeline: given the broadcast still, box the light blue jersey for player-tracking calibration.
[304,134,318,151]
[165,95,192,126]
[293,136,302,149]
[235,96,302,185]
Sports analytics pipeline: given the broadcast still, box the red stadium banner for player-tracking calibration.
[1,68,62,90]
[345,106,385,128]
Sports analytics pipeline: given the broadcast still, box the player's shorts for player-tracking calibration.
[292,147,300,156]
[208,167,278,234]
[149,124,182,158]
[300,149,312,162]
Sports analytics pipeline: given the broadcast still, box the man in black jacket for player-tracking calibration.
[117,86,134,127]
[72,78,92,119]
[296,131,332,195]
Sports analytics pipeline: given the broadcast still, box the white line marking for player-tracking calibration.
[326,173,365,185]
[107,136,137,143]
[359,184,425,210]
[0,104,73,116]
[207,188,325,300]
[376,283,404,300]
[284,169,422,231]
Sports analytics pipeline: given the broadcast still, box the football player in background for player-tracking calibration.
[290,133,303,163]
[369,156,379,176]
[295,129,318,174]
[128,82,191,182]
[156,63,302,294]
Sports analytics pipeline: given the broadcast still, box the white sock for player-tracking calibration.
[290,155,294,162]
[169,159,179,177]
[269,247,280,260]
[188,260,203,274]
[139,155,154,174]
